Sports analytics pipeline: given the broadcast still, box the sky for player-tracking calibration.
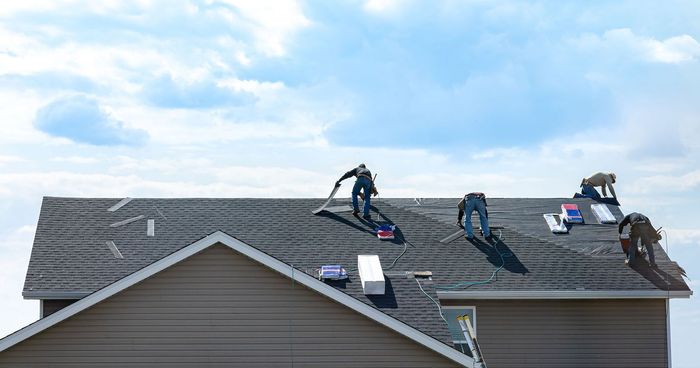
[0,0,699,365]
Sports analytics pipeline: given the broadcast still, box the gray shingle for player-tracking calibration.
[22,197,691,346]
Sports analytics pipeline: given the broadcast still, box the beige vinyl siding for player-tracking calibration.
[0,244,458,368]
[441,299,667,368]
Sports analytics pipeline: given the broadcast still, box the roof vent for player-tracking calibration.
[358,255,385,295]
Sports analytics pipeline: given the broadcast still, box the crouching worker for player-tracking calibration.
[618,212,660,267]
[457,192,491,240]
[575,172,620,205]
[336,163,375,220]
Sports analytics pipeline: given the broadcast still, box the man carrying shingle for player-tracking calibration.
[618,212,660,267]
[457,192,491,240]
[336,163,376,220]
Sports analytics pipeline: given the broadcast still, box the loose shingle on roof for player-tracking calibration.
[23,197,690,344]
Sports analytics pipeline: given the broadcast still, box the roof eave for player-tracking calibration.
[22,291,91,300]
[437,289,693,300]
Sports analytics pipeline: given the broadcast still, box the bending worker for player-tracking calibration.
[336,163,376,220]
[457,192,491,240]
[581,172,617,199]
[618,212,659,267]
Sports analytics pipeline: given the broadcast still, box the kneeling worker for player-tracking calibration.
[457,192,491,240]
[336,163,375,220]
[618,212,659,267]
[581,172,617,199]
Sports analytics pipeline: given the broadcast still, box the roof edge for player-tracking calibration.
[3,231,474,367]
[437,289,693,300]
[22,291,90,300]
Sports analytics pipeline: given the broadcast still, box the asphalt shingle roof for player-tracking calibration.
[23,196,691,345]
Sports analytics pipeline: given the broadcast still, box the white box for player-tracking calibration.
[357,255,385,295]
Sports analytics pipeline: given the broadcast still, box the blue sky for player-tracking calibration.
[0,0,699,365]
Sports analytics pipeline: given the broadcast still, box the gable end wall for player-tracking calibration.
[0,245,458,368]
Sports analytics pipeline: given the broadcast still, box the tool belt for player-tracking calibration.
[357,173,373,182]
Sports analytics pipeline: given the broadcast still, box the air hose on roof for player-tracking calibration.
[416,277,448,325]
[435,230,513,290]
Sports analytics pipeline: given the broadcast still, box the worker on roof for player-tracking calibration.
[580,172,617,199]
[457,192,491,240]
[619,212,660,267]
[336,163,376,220]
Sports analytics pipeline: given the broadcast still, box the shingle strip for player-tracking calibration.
[105,241,123,259]
[109,215,145,228]
[107,198,132,212]
[147,219,155,237]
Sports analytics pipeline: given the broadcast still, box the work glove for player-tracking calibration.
[334,181,341,188]
[371,185,379,197]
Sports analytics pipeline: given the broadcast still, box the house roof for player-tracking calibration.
[25,196,690,298]
[16,196,691,354]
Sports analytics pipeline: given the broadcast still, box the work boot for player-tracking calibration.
[352,209,360,216]
[362,214,372,221]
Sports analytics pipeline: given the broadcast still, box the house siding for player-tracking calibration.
[441,298,667,368]
[0,245,458,368]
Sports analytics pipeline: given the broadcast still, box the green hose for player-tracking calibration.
[436,230,512,290]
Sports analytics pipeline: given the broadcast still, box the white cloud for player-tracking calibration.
[50,156,100,164]
[218,78,285,95]
[664,229,700,248]
[0,224,38,339]
[219,0,310,57]
[0,155,25,165]
[574,28,700,64]
[628,170,700,195]
[363,0,405,14]
[0,0,154,16]
[34,95,148,146]
[645,34,700,63]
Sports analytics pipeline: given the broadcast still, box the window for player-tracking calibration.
[443,306,476,356]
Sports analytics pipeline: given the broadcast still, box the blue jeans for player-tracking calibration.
[581,184,601,200]
[464,197,490,238]
[352,176,372,216]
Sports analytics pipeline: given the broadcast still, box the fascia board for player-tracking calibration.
[22,291,91,300]
[437,289,692,300]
